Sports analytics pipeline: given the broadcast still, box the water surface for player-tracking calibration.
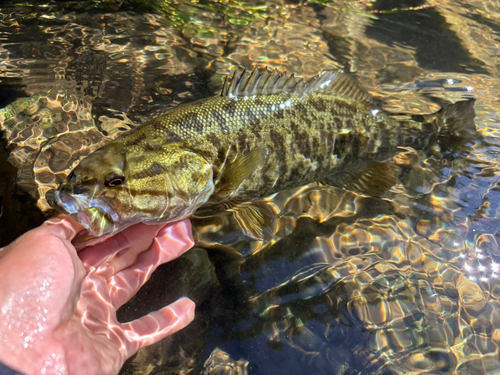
[1,0,500,373]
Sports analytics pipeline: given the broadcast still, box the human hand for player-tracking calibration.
[0,215,195,375]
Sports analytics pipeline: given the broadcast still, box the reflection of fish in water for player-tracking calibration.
[47,67,476,243]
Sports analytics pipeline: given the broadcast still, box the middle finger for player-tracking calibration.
[107,220,194,308]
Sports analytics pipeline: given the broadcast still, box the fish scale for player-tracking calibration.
[119,91,429,198]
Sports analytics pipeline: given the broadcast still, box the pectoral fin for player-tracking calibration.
[324,161,400,196]
[222,199,276,241]
[216,148,269,197]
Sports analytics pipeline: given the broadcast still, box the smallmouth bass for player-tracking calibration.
[48,68,476,243]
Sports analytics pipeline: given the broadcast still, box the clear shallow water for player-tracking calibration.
[1,0,500,373]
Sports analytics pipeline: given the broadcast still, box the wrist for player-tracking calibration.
[0,337,68,375]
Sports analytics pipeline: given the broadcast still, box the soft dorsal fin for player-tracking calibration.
[221,67,372,105]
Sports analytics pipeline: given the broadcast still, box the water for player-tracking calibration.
[1,0,500,373]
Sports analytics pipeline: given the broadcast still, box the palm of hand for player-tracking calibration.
[0,216,195,375]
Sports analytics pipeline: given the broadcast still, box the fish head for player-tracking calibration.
[48,141,214,242]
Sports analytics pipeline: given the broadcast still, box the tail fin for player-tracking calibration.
[434,99,476,138]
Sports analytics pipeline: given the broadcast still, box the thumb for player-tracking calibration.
[121,297,195,356]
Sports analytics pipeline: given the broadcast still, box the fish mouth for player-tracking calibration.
[47,188,122,238]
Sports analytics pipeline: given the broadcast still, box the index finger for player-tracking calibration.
[78,220,194,273]
[42,214,86,241]
[78,222,164,269]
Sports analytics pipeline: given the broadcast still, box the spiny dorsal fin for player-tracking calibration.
[221,67,372,104]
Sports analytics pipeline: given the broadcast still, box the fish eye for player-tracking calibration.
[105,173,125,188]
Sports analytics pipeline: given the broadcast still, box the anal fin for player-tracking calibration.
[324,161,400,197]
